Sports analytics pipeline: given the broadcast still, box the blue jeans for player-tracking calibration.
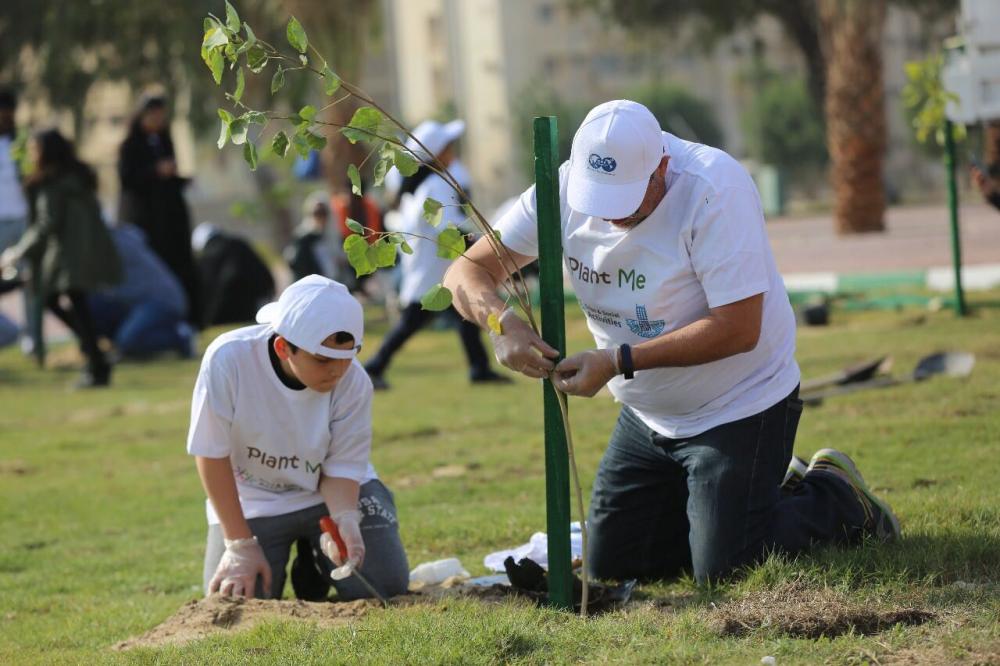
[588,388,865,583]
[202,480,409,600]
[89,297,190,358]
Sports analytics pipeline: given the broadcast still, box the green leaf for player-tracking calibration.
[270,131,289,158]
[347,164,362,195]
[287,16,308,53]
[207,49,224,85]
[243,22,257,44]
[291,132,311,158]
[217,108,234,124]
[225,1,240,32]
[344,234,375,276]
[299,105,317,122]
[270,67,285,94]
[392,147,419,177]
[322,65,341,96]
[423,198,444,227]
[233,68,245,104]
[366,238,398,269]
[346,218,365,235]
[243,141,258,170]
[242,111,268,125]
[302,129,326,151]
[247,43,268,73]
[202,27,229,50]
[373,156,390,187]
[342,106,387,144]
[436,227,466,259]
[400,240,413,255]
[229,119,249,145]
[217,118,230,150]
[420,284,453,311]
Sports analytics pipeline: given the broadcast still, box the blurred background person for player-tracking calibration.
[970,162,1000,212]
[0,129,121,387]
[0,89,27,263]
[89,222,195,359]
[284,190,342,283]
[117,93,201,326]
[363,119,507,390]
[192,223,275,327]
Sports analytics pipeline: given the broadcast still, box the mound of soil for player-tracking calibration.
[711,583,934,639]
[113,595,394,650]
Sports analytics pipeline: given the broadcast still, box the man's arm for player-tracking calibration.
[553,294,763,397]
[444,236,533,328]
[444,237,560,378]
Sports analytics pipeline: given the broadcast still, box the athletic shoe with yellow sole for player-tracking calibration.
[781,455,809,493]
[807,448,901,541]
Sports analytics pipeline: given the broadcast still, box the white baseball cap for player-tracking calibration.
[567,100,664,220]
[406,119,466,160]
[255,275,364,359]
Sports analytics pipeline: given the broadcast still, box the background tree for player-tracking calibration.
[573,0,959,234]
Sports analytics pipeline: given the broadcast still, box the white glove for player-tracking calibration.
[488,308,560,379]
[320,509,366,571]
[0,247,18,270]
[208,536,272,599]
[553,348,619,397]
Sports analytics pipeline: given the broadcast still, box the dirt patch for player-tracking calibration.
[710,583,934,639]
[0,459,33,476]
[113,594,413,650]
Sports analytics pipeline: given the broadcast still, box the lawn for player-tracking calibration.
[0,295,998,664]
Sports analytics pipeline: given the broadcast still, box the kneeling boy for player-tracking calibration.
[188,275,408,600]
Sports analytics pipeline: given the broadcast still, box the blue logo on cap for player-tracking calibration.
[588,154,617,173]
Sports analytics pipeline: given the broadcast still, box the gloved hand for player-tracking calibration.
[208,536,272,599]
[320,509,366,570]
[489,308,560,379]
[553,348,619,397]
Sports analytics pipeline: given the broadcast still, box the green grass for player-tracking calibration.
[1,295,998,664]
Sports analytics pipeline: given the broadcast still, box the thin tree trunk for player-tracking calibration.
[818,0,887,234]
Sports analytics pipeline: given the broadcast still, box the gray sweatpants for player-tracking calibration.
[203,479,409,600]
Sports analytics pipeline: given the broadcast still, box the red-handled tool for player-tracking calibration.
[319,516,388,607]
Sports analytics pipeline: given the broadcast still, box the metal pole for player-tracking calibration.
[533,116,572,610]
[944,119,968,316]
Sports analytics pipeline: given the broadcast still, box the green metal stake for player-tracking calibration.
[533,115,572,610]
[944,119,968,317]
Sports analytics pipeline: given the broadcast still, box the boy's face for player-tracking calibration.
[275,335,355,393]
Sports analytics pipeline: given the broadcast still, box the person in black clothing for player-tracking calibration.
[117,93,201,325]
[192,223,275,326]
[284,191,339,283]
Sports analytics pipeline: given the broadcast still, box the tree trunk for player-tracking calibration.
[984,121,1000,169]
[818,0,887,234]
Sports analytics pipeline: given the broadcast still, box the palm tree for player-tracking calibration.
[818,0,888,234]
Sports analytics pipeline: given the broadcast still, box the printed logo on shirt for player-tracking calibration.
[580,301,623,328]
[588,153,617,173]
[245,446,322,474]
[626,305,665,338]
[233,465,301,493]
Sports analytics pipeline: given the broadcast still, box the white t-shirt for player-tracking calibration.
[494,132,800,438]
[187,325,378,524]
[0,136,28,221]
[397,166,468,306]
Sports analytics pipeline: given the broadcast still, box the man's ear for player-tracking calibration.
[273,335,292,360]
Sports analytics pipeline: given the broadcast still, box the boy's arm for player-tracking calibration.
[318,475,364,568]
[195,456,252,540]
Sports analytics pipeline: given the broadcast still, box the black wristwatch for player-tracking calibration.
[618,343,635,380]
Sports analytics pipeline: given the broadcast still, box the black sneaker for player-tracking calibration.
[470,370,512,385]
[290,538,331,601]
[807,448,901,541]
[781,455,809,494]
[366,371,389,391]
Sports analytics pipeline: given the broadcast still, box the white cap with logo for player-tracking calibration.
[255,275,364,359]
[567,99,664,220]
